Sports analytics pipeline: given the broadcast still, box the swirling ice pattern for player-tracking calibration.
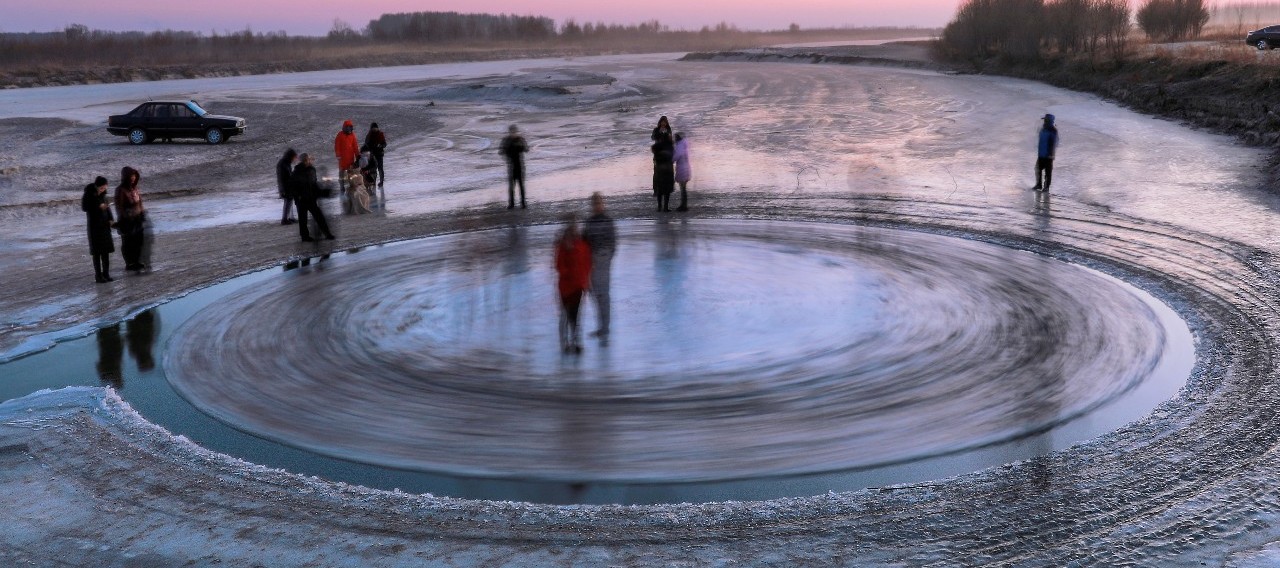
[165,220,1174,482]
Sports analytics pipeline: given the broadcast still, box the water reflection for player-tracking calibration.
[94,308,161,389]
[95,325,123,389]
[1033,191,1052,234]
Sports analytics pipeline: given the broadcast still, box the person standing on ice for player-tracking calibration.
[1034,114,1059,192]
[555,215,592,354]
[293,153,336,242]
[651,116,675,212]
[82,175,115,283]
[114,166,147,273]
[582,192,616,343]
[651,115,673,147]
[334,120,360,191]
[276,148,298,225]
[363,122,387,187]
[673,132,692,211]
[500,125,529,209]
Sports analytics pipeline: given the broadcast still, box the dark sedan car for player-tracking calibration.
[107,100,246,145]
[1247,26,1280,50]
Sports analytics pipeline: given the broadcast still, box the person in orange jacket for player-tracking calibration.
[334,119,360,190]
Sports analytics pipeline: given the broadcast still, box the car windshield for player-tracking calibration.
[185,101,209,117]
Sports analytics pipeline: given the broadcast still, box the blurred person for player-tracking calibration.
[293,153,336,242]
[334,119,360,191]
[81,175,114,283]
[114,166,147,272]
[555,215,592,354]
[501,124,529,209]
[139,204,155,272]
[277,148,298,225]
[344,156,373,215]
[363,122,387,186]
[1034,113,1059,192]
[652,137,675,212]
[582,192,616,342]
[673,132,692,211]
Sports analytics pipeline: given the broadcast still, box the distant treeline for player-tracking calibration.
[938,0,1130,62]
[365,12,556,42]
[0,12,936,87]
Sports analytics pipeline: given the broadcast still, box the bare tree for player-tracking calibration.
[1137,0,1210,42]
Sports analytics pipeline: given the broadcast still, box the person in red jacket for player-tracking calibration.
[554,215,593,354]
[334,119,360,190]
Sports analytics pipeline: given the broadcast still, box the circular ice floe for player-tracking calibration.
[164,219,1187,483]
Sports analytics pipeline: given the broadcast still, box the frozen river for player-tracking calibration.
[3,48,1280,565]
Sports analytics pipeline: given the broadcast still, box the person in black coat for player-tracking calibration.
[363,122,387,186]
[292,153,335,242]
[651,115,673,148]
[82,176,115,283]
[277,148,298,225]
[500,124,529,209]
[652,144,675,212]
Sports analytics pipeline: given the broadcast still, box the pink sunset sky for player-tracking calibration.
[5,0,958,35]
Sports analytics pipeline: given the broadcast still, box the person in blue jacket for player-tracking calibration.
[1034,114,1059,192]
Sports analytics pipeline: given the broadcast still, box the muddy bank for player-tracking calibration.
[681,41,946,71]
[1,47,612,89]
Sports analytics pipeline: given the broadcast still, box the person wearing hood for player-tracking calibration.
[363,122,387,187]
[82,175,115,283]
[334,119,360,190]
[114,166,147,272]
[651,115,673,148]
[1034,114,1059,192]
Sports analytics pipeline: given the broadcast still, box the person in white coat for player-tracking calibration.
[673,132,692,211]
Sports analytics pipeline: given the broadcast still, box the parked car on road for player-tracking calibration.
[1247,26,1280,50]
[107,100,246,145]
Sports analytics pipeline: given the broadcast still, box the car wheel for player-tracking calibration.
[128,128,148,145]
[205,128,224,145]
[1259,40,1271,51]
